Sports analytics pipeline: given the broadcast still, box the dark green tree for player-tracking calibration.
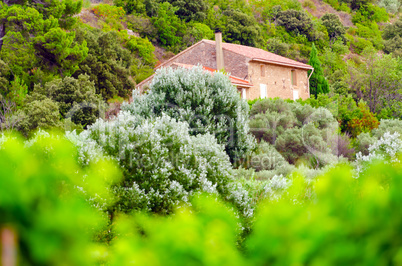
[29,74,105,127]
[34,27,88,77]
[276,9,316,41]
[221,8,263,47]
[308,43,329,98]
[167,0,208,22]
[73,27,135,100]
[320,13,345,43]
[383,18,402,56]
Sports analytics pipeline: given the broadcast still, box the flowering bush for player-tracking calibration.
[355,132,402,176]
[372,119,402,138]
[122,66,255,163]
[67,112,253,217]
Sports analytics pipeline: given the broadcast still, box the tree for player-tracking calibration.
[0,1,85,84]
[152,2,186,48]
[383,18,402,56]
[17,98,61,136]
[29,74,105,127]
[34,28,88,77]
[308,43,329,98]
[320,13,345,43]
[122,66,255,163]
[73,27,135,100]
[276,9,316,41]
[348,47,402,117]
[221,8,263,47]
[67,114,252,216]
[167,0,208,22]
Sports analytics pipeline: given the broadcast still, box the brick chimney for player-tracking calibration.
[215,30,224,71]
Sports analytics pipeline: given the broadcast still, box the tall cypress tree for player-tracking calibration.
[308,43,329,98]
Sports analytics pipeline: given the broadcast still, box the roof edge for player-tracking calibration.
[252,58,313,70]
[155,40,206,70]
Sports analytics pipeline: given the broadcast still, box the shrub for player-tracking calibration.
[126,36,156,66]
[302,0,316,10]
[320,13,345,42]
[114,0,146,14]
[347,101,379,137]
[250,98,339,167]
[67,113,253,217]
[354,132,376,155]
[333,133,355,160]
[355,132,402,175]
[250,141,292,172]
[372,119,402,138]
[92,4,125,19]
[122,66,255,163]
[17,98,61,137]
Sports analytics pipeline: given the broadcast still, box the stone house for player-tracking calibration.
[136,32,314,101]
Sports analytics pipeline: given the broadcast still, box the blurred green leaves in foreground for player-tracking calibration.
[0,134,402,265]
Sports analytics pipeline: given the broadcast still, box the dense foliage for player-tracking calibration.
[1,134,401,264]
[122,66,255,163]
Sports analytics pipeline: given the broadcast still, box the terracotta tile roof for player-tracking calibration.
[203,40,313,70]
[172,63,253,87]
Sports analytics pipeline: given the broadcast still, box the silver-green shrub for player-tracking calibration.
[373,119,402,139]
[67,112,253,216]
[121,66,255,163]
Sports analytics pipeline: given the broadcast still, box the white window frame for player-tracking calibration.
[242,88,247,100]
[293,90,299,101]
[260,84,267,99]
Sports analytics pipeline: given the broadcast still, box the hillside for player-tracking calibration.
[0,0,401,137]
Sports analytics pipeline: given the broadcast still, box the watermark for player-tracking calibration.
[65,97,344,168]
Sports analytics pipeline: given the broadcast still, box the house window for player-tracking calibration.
[291,70,297,86]
[260,84,267,98]
[261,65,265,77]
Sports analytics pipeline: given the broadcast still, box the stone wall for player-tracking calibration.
[137,40,311,101]
[246,62,310,100]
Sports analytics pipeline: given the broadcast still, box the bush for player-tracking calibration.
[122,66,255,163]
[247,162,402,264]
[126,36,156,66]
[249,98,339,167]
[114,0,146,14]
[92,4,125,19]
[354,132,376,155]
[17,98,61,137]
[372,119,402,138]
[67,113,253,217]
[110,161,402,264]
[250,141,293,172]
[346,101,379,137]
